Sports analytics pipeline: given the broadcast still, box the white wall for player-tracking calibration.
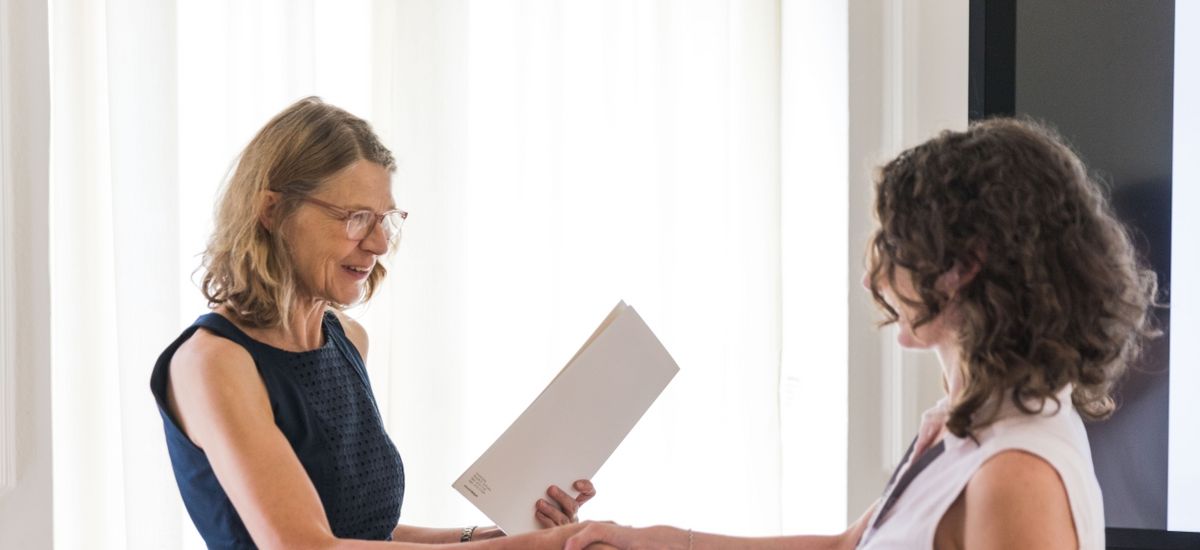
[847,0,967,520]
[0,0,54,547]
[1169,0,1200,533]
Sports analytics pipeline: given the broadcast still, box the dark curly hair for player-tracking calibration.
[866,118,1159,438]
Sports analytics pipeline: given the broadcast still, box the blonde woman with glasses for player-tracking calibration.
[150,97,595,549]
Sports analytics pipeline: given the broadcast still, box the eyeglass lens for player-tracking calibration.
[346,211,405,241]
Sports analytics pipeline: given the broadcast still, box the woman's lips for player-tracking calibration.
[342,264,371,280]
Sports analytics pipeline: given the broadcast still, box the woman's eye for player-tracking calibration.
[351,212,373,226]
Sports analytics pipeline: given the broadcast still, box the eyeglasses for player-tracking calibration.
[299,196,408,242]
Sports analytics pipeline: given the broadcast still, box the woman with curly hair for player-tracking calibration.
[565,118,1158,550]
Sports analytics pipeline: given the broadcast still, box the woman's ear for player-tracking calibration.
[938,258,982,297]
[258,191,280,232]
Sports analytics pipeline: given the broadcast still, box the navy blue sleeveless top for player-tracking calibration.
[149,311,405,548]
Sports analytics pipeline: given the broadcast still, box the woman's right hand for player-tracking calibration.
[535,480,597,528]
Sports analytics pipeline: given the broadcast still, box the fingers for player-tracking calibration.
[537,481,596,528]
[535,502,561,529]
[574,479,597,505]
[547,485,580,519]
[537,496,574,527]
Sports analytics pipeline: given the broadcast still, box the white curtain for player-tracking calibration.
[48,1,847,548]
[367,0,785,534]
[50,0,189,547]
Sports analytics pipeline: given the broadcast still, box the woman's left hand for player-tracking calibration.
[534,479,597,528]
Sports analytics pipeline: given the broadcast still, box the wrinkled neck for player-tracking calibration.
[220,299,328,352]
[278,299,328,350]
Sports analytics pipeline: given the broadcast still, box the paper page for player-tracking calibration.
[451,302,679,534]
[541,300,626,391]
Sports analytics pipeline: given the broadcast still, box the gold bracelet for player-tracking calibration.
[460,525,478,542]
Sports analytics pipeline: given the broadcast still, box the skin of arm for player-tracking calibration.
[390,525,503,544]
[960,450,1077,550]
[563,502,876,550]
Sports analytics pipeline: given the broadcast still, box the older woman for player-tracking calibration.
[150,97,594,549]
[565,118,1158,550]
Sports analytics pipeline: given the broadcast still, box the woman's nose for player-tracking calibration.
[360,222,389,255]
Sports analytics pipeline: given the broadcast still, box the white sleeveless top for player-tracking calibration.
[857,386,1105,549]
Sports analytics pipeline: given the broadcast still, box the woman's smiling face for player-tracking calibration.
[282,160,395,306]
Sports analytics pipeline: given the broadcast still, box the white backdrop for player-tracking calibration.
[47,1,849,548]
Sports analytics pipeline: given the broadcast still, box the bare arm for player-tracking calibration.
[390,525,505,544]
[564,502,876,550]
[963,450,1077,550]
[566,527,847,550]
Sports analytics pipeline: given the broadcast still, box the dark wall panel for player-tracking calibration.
[972,0,1176,531]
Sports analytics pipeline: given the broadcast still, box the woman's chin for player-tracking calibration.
[896,331,931,350]
[340,293,363,307]
[326,285,363,307]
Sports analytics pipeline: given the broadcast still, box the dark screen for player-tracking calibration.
[972,0,1175,531]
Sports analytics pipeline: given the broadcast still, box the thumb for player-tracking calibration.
[563,534,588,550]
[564,525,606,550]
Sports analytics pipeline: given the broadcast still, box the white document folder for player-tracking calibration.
[451,301,680,534]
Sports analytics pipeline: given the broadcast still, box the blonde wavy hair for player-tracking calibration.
[866,118,1160,438]
[200,97,396,328]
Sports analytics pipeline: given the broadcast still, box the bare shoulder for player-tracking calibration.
[168,328,272,447]
[171,327,258,390]
[329,308,369,360]
[173,327,250,369]
[970,450,1068,500]
[963,450,1077,549]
